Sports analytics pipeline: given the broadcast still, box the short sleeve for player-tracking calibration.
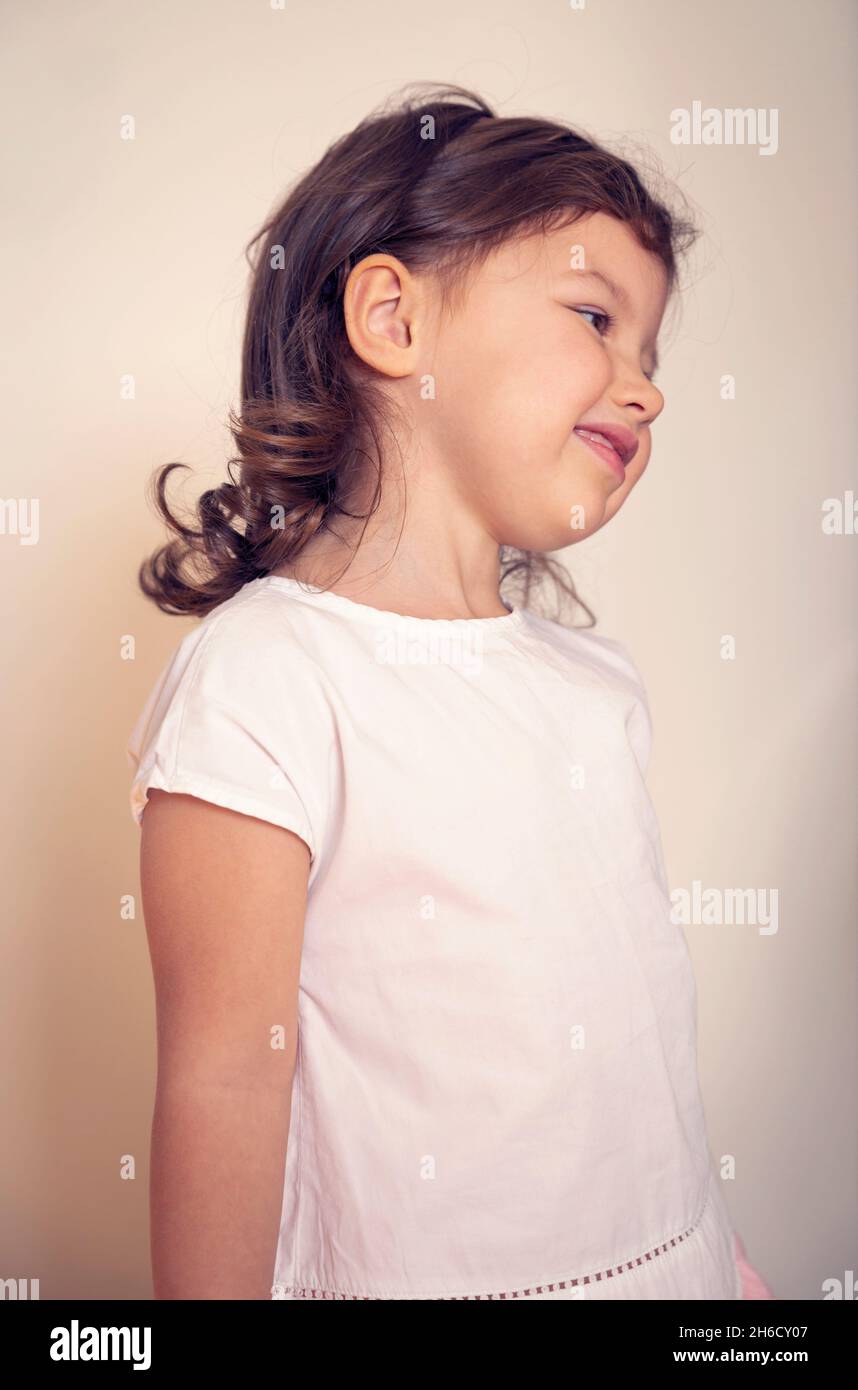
[126,607,335,863]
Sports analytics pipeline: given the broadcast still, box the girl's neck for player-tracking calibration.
[270,536,510,623]
[269,450,511,621]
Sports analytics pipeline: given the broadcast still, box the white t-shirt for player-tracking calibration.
[127,573,742,1301]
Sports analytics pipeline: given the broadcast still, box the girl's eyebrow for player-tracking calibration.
[561,268,660,374]
[561,267,630,308]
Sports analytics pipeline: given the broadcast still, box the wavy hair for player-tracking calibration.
[138,81,699,621]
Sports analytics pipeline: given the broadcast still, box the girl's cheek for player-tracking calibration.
[561,349,614,412]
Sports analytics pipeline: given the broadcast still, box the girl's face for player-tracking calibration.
[413,211,668,551]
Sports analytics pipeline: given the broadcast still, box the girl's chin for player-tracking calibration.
[542,509,607,549]
[554,481,618,535]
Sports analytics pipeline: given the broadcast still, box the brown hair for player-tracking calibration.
[138,81,699,622]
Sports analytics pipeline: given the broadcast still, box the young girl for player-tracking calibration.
[128,83,774,1301]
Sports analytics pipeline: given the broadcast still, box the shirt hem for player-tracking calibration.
[130,770,316,860]
[272,1172,733,1301]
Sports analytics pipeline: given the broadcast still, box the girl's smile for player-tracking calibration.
[571,423,640,482]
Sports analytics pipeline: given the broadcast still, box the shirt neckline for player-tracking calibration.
[259,574,527,636]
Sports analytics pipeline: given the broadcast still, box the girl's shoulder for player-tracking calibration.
[146,576,332,705]
[518,608,655,777]
[126,577,337,848]
[518,606,650,695]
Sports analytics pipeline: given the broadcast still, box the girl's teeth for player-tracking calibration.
[577,429,613,450]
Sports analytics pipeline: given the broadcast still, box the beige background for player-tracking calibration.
[2,0,855,1300]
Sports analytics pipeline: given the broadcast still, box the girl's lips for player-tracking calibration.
[573,428,626,482]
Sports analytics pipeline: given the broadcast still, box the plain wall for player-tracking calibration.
[1,0,855,1299]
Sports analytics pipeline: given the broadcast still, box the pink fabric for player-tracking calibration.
[734,1232,775,1299]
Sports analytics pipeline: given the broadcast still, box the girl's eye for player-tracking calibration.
[573,306,615,335]
[572,306,658,384]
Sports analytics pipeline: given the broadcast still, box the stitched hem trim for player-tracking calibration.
[271,1218,702,1301]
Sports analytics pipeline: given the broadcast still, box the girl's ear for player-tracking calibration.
[343,254,422,379]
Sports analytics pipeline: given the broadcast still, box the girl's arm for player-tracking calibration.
[139,789,310,1299]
